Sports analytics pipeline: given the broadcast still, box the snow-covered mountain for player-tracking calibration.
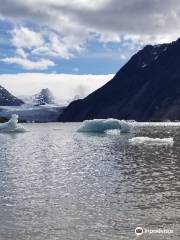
[0,85,24,106]
[34,88,55,105]
[19,88,59,106]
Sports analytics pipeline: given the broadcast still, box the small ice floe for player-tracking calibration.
[129,137,174,145]
[78,118,130,133]
[0,114,26,133]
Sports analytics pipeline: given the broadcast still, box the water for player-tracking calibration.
[0,123,179,240]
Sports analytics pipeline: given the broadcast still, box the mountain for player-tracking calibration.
[0,85,24,106]
[34,88,55,105]
[59,38,180,122]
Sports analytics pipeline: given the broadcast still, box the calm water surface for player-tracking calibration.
[0,123,179,240]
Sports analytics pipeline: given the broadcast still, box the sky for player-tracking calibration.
[0,0,180,101]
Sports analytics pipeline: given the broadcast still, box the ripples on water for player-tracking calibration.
[0,123,179,240]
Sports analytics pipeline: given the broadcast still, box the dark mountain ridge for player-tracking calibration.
[0,85,24,106]
[59,38,180,121]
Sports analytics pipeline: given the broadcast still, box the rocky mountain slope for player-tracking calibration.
[59,38,180,121]
[0,85,24,106]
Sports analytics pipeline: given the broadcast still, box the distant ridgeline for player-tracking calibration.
[59,38,180,122]
[0,85,24,106]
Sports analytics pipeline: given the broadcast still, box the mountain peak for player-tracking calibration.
[0,85,24,106]
[34,88,55,105]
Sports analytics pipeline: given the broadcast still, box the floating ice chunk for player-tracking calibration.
[78,118,130,133]
[129,137,174,145]
[0,114,26,133]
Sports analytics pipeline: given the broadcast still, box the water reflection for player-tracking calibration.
[0,123,179,239]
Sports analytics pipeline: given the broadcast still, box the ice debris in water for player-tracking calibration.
[129,137,174,145]
[77,118,130,133]
[0,114,26,133]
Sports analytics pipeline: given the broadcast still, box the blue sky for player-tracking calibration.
[0,19,138,75]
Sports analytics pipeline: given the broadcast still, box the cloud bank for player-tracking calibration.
[0,73,113,104]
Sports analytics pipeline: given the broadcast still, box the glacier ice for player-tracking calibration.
[0,114,26,133]
[77,118,130,133]
[0,104,64,123]
[129,137,174,145]
[105,129,121,135]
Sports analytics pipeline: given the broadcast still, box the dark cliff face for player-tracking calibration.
[59,38,180,122]
[0,86,24,106]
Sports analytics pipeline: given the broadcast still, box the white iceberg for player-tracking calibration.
[0,114,26,133]
[129,137,174,145]
[78,118,130,133]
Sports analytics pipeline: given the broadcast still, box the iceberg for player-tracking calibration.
[0,114,26,133]
[129,137,174,145]
[78,118,130,133]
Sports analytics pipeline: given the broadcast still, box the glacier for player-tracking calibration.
[0,104,65,123]
[77,118,131,133]
[0,114,26,133]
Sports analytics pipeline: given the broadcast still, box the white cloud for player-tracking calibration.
[33,32,84,59]
[6,26,85,68]
[98,32,121,43]
[120,55,127,60]
[16,48,28,58]
[0,73,113,104]
[1,0,180,44]
[1,57,55,70]
[11,26,44,49]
